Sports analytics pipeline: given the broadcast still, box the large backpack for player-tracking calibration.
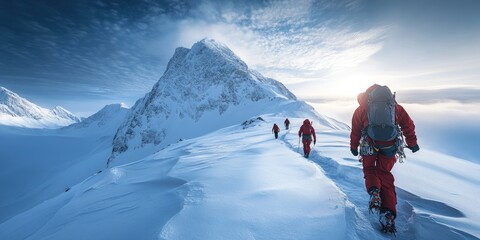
[366,85,398,142]
[301,120,313,135]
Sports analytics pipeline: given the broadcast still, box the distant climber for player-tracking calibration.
[272,123,280,139]
[298,119,316,158]
[284,118,290,130]
[350,84,419,235]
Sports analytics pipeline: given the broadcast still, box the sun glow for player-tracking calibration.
[322,66,385,98]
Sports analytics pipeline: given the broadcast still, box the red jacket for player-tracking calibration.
[272,124,280,133]
[298,119,316,141]
[350,88,417,149]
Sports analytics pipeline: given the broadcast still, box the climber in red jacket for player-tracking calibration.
[284,118,290,130]
[272,123,280,139]
[350,84,419,234]
[298,119,316,158]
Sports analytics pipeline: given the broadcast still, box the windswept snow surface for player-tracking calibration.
[0,116,347,240]
[1,116,479,240]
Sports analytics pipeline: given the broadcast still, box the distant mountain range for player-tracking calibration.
[0,86,81,128]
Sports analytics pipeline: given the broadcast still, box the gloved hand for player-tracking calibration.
[407,144,420,153]
[351,148,358,156]
[314,140,316,145]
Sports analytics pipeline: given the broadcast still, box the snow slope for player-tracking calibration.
[0,86,81,128]
[0,116,347,240]
[0,103,128,223]
[1,116,478,240]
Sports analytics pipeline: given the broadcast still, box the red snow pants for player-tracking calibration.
[302,139,312,156]
[362,154,397,216]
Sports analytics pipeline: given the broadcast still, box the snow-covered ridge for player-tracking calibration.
[108,39,308,166]
[0,86,80,128]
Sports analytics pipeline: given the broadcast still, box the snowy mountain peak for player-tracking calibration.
[154,38,296,106]
[0,86,38,118]
[0,86,80,128]
[64,103,129,135]
[165,38,247,74]
[191,38,248,70]
[70,103,128,127]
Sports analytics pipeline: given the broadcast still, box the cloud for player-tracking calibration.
[159,0,389,84]
[245,0,314,30]
[2,0,388,84]
[303,87,480,105]
[402,101,480,162]
[396,87,480,104]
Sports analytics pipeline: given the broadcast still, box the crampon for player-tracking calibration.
[379,210,397,236]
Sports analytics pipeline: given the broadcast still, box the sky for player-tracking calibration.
[0,0,478,114]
